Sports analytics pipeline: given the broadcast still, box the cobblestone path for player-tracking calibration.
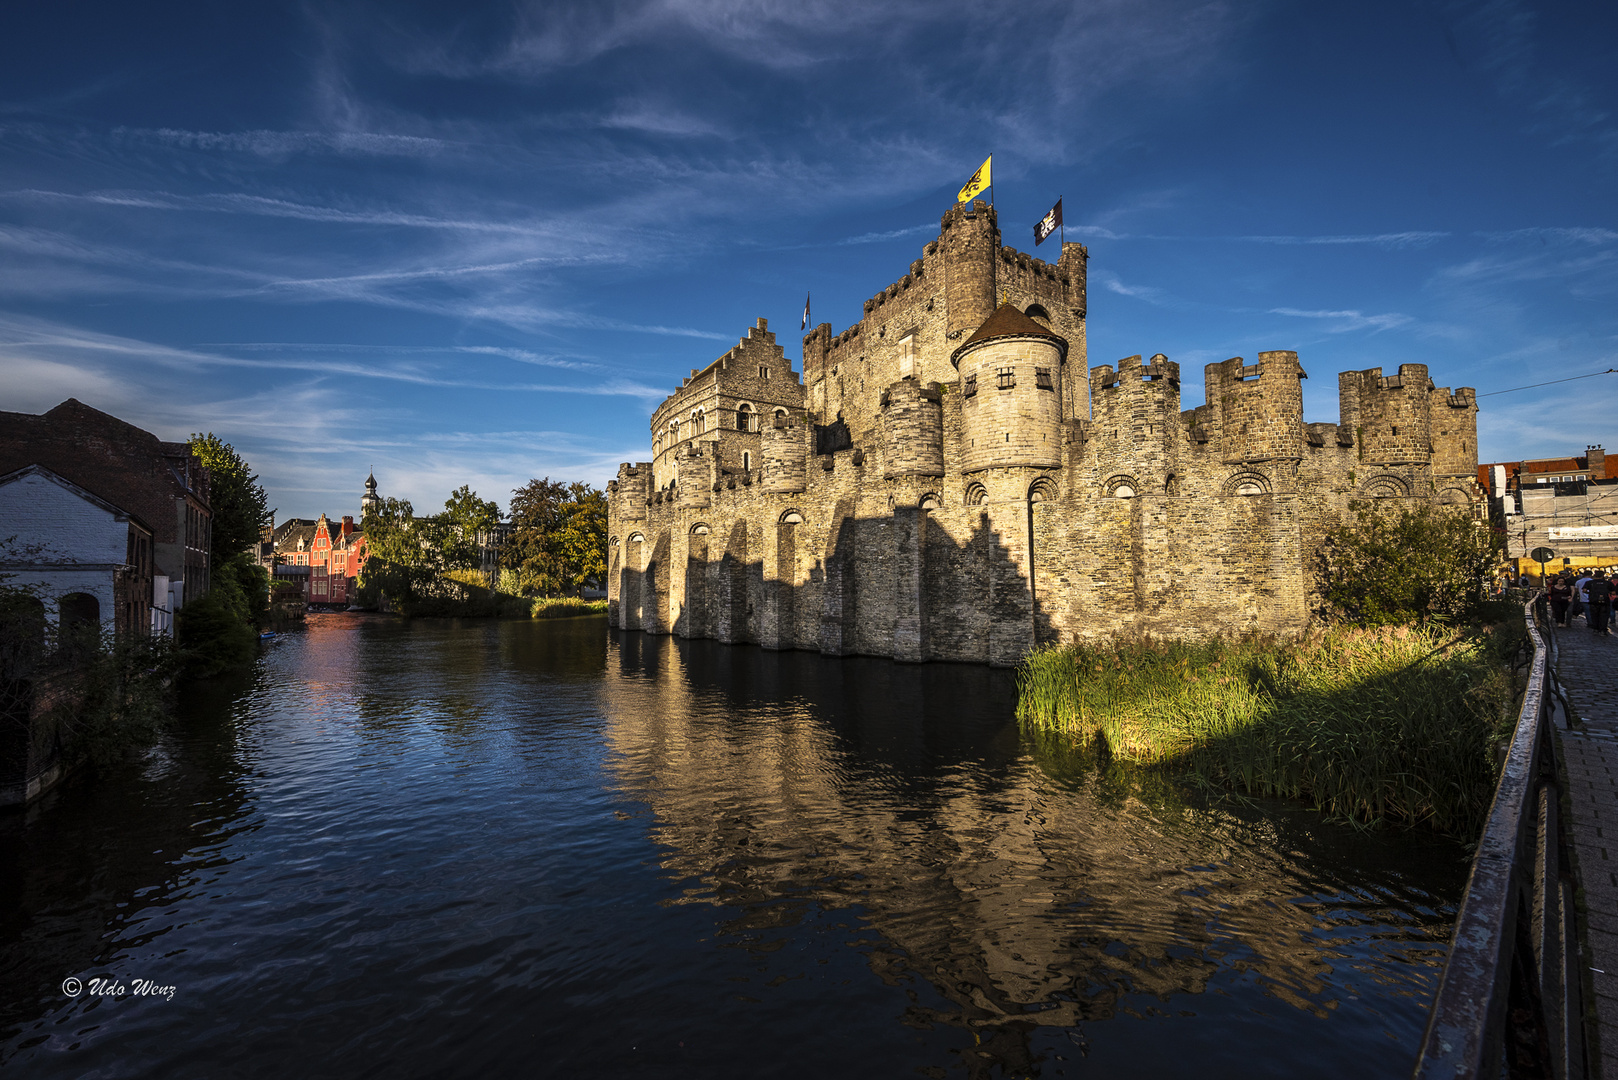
[1552,612,1618,1077]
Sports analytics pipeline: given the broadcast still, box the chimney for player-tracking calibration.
[1588,445,1606,478]
[341,515,354,538]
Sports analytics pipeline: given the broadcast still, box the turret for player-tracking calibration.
[1058,242,1088,319]
[940,200,999,340]
[675,444,712,509]
[1089,354,1182,489]
[361,471,380,519]
[952,303,1067,474]
[1339,364,1433,466]
[1205,351,1305,465]
[1429,386,1478,480]
[802,323,832,394]
[762,411,808,493]
[613,462,649,522]
[880,378,945,478]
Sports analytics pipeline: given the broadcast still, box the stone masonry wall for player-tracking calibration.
[606,207,1481,665]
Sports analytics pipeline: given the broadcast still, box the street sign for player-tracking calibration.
[1531,546,1556,563]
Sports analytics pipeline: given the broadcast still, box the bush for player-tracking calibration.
[177,558,258,677]
[1316,501,1502,625]
[52,633,181,766]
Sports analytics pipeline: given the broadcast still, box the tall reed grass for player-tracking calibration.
[1017,623,1526,836]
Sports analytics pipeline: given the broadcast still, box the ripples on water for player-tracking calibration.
[0,614,1466,1078]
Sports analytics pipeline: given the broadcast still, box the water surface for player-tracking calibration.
[0,614,1466,1078]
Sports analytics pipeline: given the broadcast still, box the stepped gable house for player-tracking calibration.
[606,200,1482,665]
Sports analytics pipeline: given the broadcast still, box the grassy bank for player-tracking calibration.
[1017,623,1527,836]
[530,597,607,619]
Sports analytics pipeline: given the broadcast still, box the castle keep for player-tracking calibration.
[607,201,1481,665]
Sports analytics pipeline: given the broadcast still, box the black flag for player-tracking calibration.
[1034,198,1063,246]
[801,292,811,331]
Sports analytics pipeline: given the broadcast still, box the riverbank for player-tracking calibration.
[374,570,606,619]
[1017,622,1528,836]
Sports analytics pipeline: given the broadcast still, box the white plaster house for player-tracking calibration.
[0,465,155,640]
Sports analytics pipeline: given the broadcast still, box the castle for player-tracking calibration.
[606,200,1481,665]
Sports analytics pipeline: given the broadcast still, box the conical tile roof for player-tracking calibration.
[951,303,1068,367]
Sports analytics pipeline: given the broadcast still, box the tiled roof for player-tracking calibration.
[950,303,1068,366]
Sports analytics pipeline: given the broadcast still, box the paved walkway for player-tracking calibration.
[1551,612,1618,1077]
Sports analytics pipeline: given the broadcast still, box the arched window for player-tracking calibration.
[1025,304,1052,325]
[0,594,47,676]
[58,592,100,658]
[696,409,706,434]
[737,403,754,431]
[773,408,787,426]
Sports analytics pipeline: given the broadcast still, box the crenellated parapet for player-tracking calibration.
[762,411,809,493]
[1205,351,1306,465]
[1339,364,1434,467]
[880,378,945,478]
[1430,385,1479,481]
[610,462,650,524]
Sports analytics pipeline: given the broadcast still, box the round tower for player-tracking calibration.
[1343,364,1433,466]
[952,303,1067,474]
[940,200,998,340]
[762,411,808,493]
[1205,352,1305,465]
[361,472,380,518]
[880,378,944,478]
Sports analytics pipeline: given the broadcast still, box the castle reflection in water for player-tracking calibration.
[597,629,1463,1076]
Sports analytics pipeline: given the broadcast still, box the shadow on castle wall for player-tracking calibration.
[610,508,1057,666]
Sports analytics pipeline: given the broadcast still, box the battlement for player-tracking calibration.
[940,199,998,232]
[997,244,1063,282]
[1091,353,1180,394]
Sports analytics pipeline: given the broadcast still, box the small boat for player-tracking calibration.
[259,631,277,640]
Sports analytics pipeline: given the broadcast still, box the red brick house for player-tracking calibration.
[271,513,367,606]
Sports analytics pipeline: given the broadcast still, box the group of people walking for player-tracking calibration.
[1549,570,1617,635]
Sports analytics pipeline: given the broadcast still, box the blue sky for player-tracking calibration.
[0,0,1614,519]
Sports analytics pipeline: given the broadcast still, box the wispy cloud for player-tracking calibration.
[1236,231,1449,249]
[1268,307,1413,333]
[0,315,670,396]
[114,126,453,158]
[1072,226,1450,248]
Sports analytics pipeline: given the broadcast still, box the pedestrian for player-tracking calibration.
[1550,574,1573,627]
[1575,571,1593,624]
[1589,571,1613,637]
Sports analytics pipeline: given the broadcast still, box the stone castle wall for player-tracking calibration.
[606,203,1482,665]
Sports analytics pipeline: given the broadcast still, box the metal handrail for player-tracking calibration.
[1414,594,1587,1079]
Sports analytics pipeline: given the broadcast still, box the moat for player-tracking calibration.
[1,615,1468,1078]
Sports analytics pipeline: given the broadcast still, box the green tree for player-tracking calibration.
[553,483,607,594]
[188,433,272,562]
[1315,501,1504,625]
[504,479,606,596]
[440,485,502,571]
[504,478,569,595]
